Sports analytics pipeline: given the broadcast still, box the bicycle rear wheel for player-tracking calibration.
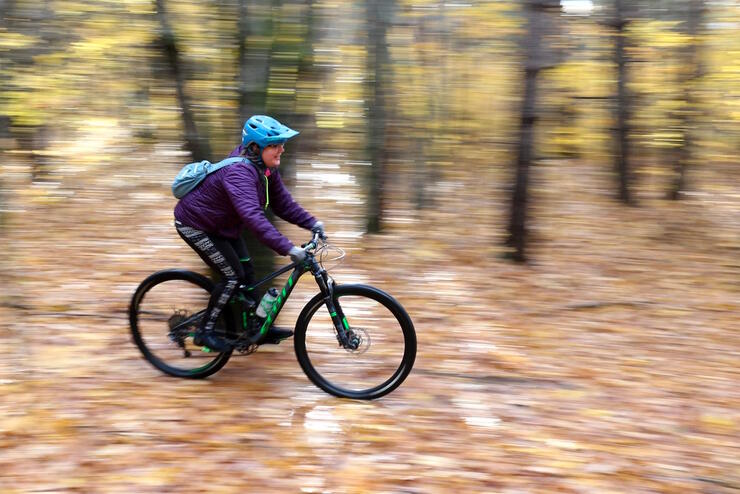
[129,269,232,378]
[294,284,416,399]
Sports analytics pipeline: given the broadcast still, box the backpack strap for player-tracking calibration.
[207,157,248,174]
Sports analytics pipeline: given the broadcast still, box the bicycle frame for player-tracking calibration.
[236,238,354,348]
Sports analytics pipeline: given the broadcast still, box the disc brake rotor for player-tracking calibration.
[345,327,370,354]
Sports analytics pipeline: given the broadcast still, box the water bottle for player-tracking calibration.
[256,288,278,319]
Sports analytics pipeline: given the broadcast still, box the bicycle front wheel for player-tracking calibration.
[294,284,416,399]
[129,269,232,379]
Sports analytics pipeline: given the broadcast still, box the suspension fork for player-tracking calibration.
[312,262,353,347]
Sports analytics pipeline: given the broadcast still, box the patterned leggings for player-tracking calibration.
[175,221,256,333]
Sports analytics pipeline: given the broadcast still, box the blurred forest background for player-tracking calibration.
[1,0,739,492]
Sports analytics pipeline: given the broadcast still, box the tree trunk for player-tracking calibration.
[413,11,443,211]
[236,0,280,279]
[155,0,210,161]
[269,0,318,185]
[237,0,275,124]
[237,0,251,125]
[506,0,561,263]
[293,0,320,154]
[507,70,539,263]
[669,0,704,200]
[614,0,632,204]
[366,0,392,234]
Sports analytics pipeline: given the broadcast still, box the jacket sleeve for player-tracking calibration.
[223,165,294,255]
[269,171,317,229]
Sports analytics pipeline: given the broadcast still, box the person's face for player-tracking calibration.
[261,142,285,168]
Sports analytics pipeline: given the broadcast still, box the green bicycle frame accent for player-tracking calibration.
[258,269,302,335]
[226,242,352,346]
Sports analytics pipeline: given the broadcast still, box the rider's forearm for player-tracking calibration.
[269,174,316,229]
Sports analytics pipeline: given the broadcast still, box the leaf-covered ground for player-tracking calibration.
[1,152,738,493]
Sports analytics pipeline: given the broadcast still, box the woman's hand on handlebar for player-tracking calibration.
[311,221,327,240]
[289,245,308,263]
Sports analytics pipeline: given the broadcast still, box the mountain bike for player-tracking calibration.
[129,232,416,399]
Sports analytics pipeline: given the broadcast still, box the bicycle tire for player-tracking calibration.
[294,284,416,399]
[129,269,232,379]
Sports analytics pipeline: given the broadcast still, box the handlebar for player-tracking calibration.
[297,231,344,271]
[302,231,325,253]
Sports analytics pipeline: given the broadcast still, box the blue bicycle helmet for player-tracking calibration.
[241,115,299,148]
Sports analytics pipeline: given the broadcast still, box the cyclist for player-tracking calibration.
[174,115,325,352]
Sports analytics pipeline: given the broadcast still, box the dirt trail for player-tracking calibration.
[1,153,738,493]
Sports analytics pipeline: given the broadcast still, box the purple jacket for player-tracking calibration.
[174,146,316,255]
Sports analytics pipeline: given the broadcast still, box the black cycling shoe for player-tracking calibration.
[193,330,233,353]
[262,327,294,344]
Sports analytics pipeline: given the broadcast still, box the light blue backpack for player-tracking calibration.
[172,157,246,199]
